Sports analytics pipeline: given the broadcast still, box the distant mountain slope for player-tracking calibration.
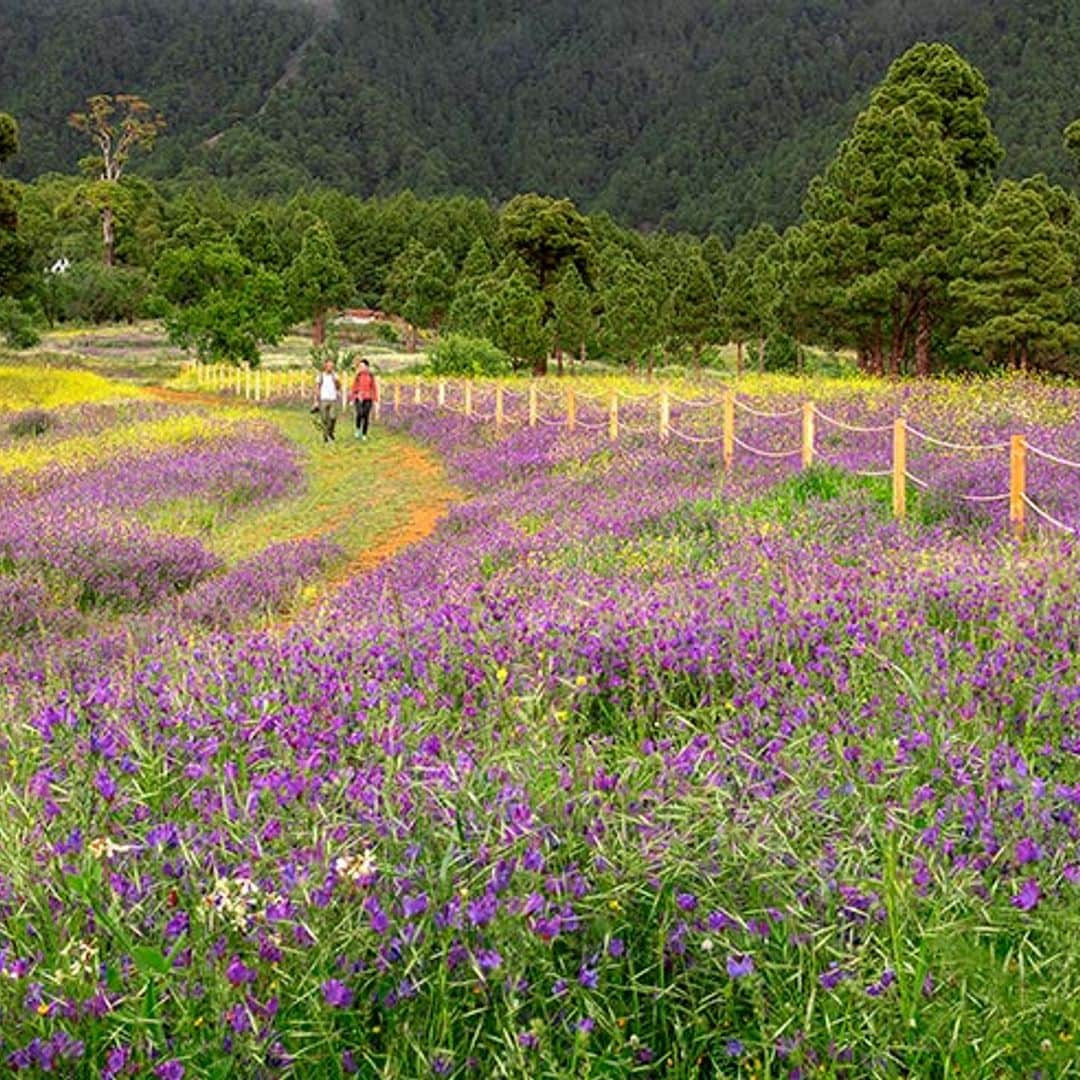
[2,0,1078,233]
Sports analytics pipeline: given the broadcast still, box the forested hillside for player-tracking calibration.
[1,0,1078,233]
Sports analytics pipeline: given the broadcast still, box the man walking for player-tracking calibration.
[315,359,341,443]
[350,357,379,440]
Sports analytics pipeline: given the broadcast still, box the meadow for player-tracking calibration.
[0,363,1077,1078]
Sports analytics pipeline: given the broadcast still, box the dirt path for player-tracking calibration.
[291,439,457,582]
[142,386,461,601]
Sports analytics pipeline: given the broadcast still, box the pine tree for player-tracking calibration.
[597,250,661,372]
[798,43,1003,375]
[664,247,717,369]
[0,112,30,299]
[551,263,592,374]
[284,219,351,345]
[950,179,1080,371]
[720,257,756,375]
[403,247,454,334]
[487,271,550,373]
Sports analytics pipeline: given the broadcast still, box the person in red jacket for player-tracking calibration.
[349,356,379,440]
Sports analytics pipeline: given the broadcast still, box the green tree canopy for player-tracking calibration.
[284,219,351,344]
[159,240,287,365]
[498,193,592,293]
[402,247,454,334]
[950,179,1080,370]
[486,270,550,373]
[664,245,719,367]
[596,248,662,371]
[797,42,1002,375]
[551,262,593,372]
[0,112,30,298]
[233,209,287,272]
[68,94,166,267]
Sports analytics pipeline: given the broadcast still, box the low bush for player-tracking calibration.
[428,333,513,376]
[0,296,40,348]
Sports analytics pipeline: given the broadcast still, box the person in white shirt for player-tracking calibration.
[314,359,341,443]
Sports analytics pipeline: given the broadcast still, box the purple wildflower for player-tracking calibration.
[726,954,754,978]
[321,978,354,1008]
[1011,878,1041,911]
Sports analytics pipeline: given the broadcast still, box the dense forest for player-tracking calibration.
[3,28,1080,378]
[1,0,1079,234]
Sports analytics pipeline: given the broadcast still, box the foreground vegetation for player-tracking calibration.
[0,365,1077,1076]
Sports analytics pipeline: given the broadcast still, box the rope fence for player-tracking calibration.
[186,362,1080,539]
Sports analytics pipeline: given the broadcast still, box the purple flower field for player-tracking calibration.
[1,376,1078,1077]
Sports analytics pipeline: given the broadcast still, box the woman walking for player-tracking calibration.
[350,357,379,440]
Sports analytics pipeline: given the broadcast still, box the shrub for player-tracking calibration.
[0,296,40,348]
[764,331,799,371]
[51,262,153,325]
[6,407,54,438]
[372,320,400,344]
[428,333,513,377]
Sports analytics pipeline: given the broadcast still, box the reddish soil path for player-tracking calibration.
[143,385,461,604]
[293,439,458,584]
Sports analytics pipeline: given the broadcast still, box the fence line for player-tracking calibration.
[186,363,1080,539]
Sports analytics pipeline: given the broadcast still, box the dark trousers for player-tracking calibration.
[355,398,373,435]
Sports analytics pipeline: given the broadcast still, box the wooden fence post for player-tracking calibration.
[723,390,734,469]
[529,384,538,427]
[495,386,504,427]
[438,379,446,408]
[244,364,252,400]
[659,391,670,442]
[464,382,473,417]
[892,418,907,520]
[802,401,815,469]
[1010,434,1026,540]
[414,379,422,405]
[254,368,261,402]
[609,393,618,441]
[566,387,576,431]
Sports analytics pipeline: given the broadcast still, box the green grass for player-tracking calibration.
[204,402,456,572]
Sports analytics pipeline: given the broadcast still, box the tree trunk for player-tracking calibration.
[869,318,884,374]
[735,339,743,376]
[101,206,115,268]
[888,301,905,378]
[532,355,548,377]
[693,341,702,371]
[578,340,585,373]
[757,338,766,373]
[1019,342,1028,372]
[312,311,326,346]
[914,293,932,377]
[556,347,564,376]
[647,350,655,379]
